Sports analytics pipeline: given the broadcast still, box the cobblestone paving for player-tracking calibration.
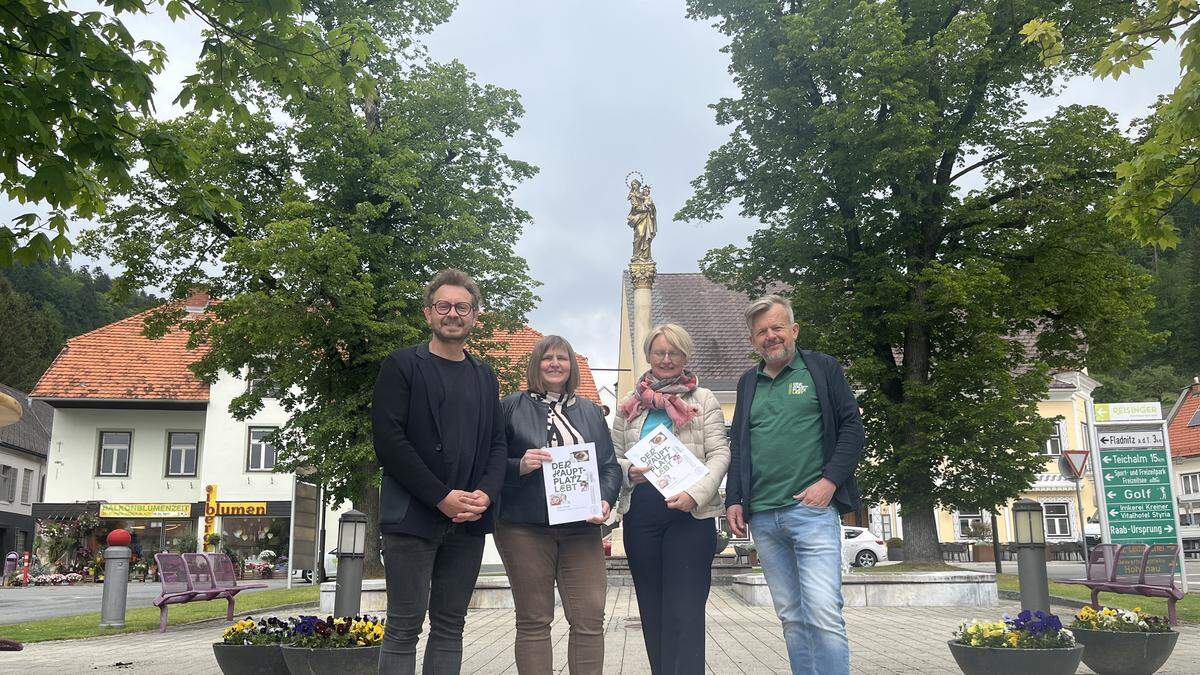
[4,588,1198,674]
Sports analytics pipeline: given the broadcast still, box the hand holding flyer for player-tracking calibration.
[542,442,602,525]
[625,424,709,498]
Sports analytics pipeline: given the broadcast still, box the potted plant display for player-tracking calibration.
[213,617,291,675]
[1070,605,1178,675]
[886,537,904,561]
[948,610,1082,675]
[280,615,385,675]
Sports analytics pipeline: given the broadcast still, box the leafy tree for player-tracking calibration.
[84,4,537,573]
[1,260,158,336]
[1022,1,1197,248]
[680,0,1155,561]
[0,277,63,391]
[0,0,409,265]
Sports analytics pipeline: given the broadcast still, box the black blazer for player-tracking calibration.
[498,391,623,526]
[726,349,865,516]
[371,343,507,538]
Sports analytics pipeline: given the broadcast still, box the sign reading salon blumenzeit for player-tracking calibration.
[1091,402,1183,550]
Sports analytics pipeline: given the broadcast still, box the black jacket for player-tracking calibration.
[498,391,623,526]
[726,349,865,516]
[371,343,507,538]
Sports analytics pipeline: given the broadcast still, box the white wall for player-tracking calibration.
[0,447,45,517]
[200,370,293,502]
[43,408,209,503]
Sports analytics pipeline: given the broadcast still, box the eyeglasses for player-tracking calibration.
[649,349,685,362]
[430,301,476,317]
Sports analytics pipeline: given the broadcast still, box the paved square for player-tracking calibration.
[4,588,1197,673]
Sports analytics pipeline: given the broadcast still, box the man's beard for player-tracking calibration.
[761,342,795,364]
[431,319,469,343]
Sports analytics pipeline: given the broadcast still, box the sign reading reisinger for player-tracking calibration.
[1093,402,1163,423]
[1096,436,1179,546]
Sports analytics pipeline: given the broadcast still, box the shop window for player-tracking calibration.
[102,519,196,556]
[98,431,131,476]
[221,515,290,560]
[167,432,199,477]
[247,427,278,472]
[16,530,27,552]
[1044,503,1071,537]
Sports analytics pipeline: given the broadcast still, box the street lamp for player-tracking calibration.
[333,509,367,617]
[1011,499,1050,613]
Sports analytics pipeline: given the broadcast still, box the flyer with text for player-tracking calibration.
[542,442,602,525]
[625,424,710,498]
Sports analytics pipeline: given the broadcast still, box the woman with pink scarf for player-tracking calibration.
[612,323,731,674]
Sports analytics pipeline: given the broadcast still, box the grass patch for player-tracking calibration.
[849,562,959,574]
[993,573,1200,624]
[0,585,319,644]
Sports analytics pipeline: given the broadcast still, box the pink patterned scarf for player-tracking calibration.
[619,370,700,427]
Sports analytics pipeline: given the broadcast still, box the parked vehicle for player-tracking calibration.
[843,526,888,567]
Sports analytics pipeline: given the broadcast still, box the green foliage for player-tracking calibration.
[0,0,454,266]
[1024,1,1200,248]
[681,0,1155,559]
[83,4,537,521]
[0,261,158,390]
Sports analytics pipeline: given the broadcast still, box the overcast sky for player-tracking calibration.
[9,1,1181,391]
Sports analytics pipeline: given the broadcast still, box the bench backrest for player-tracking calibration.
[1087,543,1118,581]
[207,553,240,590]
[1141,543,1179,587]
[1112,544,1148,584]
[155,553,193,595]
[182,553,217,591]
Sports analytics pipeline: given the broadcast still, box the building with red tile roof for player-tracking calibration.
[484,326,601,404]
[1167,378,1200,461]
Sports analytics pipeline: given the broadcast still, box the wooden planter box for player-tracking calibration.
[972,544,995,562]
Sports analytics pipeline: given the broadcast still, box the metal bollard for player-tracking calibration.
[100,529,133,628]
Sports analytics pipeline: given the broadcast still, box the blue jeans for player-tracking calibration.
[750,502,850,675]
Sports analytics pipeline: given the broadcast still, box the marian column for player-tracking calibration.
[626,172,658,378]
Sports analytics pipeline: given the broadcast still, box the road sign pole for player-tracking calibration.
[1160,420,1189,594]
[1074,476,1089,563]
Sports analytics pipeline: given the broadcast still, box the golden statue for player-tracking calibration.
[626,172,657,262]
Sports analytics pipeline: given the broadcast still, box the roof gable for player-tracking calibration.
[1167,381,1200,459]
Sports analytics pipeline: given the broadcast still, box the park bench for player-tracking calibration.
[1060,543,1184,625]
[153,552,268,632]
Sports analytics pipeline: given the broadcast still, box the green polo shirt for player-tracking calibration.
[748,352,825,514]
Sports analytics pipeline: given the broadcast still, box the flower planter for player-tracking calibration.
[947,640,1083,675]
[886,545,904,561]
[1072,627,1179,675]
[971,544,995,562]
[281,646,380,675]
[211,644,289,675]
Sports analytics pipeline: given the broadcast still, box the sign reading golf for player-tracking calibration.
[1094,418,1179,546]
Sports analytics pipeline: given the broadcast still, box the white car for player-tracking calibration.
[842,526,888,567]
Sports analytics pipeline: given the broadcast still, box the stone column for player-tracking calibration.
[629,260,656,379]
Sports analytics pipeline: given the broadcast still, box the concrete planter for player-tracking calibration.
[946,640,1083,675]
[734,571,998,607]
[886,546,904,561]
[280,646,380,675]
[211,644,288,675]
[1072,627,1179,675]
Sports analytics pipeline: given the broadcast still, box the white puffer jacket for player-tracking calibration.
[610,386,731,520]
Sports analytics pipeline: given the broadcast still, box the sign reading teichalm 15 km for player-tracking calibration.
[1092,402,1179,547]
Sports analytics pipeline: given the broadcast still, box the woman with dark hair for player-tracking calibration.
[496,335,622,674]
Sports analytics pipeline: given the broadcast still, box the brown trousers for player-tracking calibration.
[493,521,607,674]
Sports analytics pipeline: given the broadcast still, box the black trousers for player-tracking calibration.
[378,527,486,674]
[624,483,717,674]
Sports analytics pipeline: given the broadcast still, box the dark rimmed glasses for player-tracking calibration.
[430,300,476,317]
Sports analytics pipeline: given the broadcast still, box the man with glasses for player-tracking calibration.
[372,268,508,674]
[725,294,864,675]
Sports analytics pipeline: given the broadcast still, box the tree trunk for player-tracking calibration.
[899,504,942,563]
[354,468,386,579]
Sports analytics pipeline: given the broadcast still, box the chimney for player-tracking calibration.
[184,289,211,314]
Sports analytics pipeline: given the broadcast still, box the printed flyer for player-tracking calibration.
[625,424,710,498]
[542,442,603,525]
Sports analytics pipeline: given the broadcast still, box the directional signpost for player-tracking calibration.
[1089,402,1187,592]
